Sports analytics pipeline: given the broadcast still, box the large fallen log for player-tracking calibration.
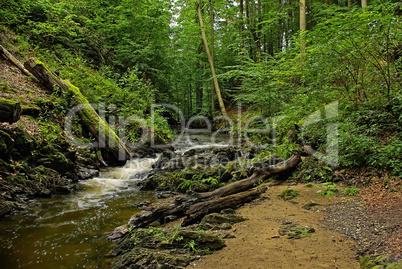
[122,154,301,232]
[188,154,301,200]
[182,187,266,226]
[0,99,21,123]
[24,58,131,164]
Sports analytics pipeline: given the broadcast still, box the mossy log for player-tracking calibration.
[117,154,300,235]
[0,99,21,123]
[188,154,301,201]
[24,58,131,163]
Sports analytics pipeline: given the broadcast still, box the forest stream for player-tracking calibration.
[0,133,230,268]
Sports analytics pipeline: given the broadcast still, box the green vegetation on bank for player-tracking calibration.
[0,0,401,213]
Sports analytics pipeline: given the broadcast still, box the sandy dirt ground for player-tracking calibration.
[188,184,360,269]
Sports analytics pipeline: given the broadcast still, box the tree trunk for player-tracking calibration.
[191,154,300,200]
[0,99,21,123]
[24,58,131,164]
[121,154,300,231]
[182,187,266,226]
[210,0,215,117]
[0,45,35,78]
[362,0,367,7]
[196,2,228,119]
[300,0,307,55]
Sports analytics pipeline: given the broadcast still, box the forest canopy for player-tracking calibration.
[0,0,401,174]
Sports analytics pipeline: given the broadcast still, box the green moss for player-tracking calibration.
[30,165,61,188]
[0,84,17,94]
[0,130,12,158]
[359,255,402,269]
[21,105,40,117]
[0,98,19,112]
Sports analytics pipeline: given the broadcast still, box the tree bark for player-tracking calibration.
[196,2,228,119]
[362,0,367,8]
[182,187,266,226]
[191,154,300,200]
[210,0,215,117]
[0,45,35,78]
[24,58,131,164]
[0,99,21,123]
[300,0,307,55]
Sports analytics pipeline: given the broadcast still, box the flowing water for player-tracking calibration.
[0,158,158,269]
[0,132,231,268]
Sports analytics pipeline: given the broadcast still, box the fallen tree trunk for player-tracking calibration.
[182,187,266,226]
[0,45,35,78]
[188,154,301,200]
[24,58,131,164]
[122,154,300,232]
[0,99,21,123]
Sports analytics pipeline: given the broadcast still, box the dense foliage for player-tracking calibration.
[0,0,401,175]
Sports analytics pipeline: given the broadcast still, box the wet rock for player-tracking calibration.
[77,167,99,180]
[108,224,129,241]
[156,191,179,199]
[133,201,152,208]
[152,150,174,169]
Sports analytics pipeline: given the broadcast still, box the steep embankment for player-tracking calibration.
[0,50,100,216]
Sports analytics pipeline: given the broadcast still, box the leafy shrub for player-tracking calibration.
[343,186,359,196]
[316,182,339,197]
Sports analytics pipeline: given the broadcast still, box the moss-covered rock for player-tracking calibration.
[12,127,36,158]
[112,226,225,269]
[113,248,195,269]
[0,130,13,159]
[21,105,40,117]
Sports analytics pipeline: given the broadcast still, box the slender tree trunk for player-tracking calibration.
[196,2,227,118]
[362,0,367,7]
[0,45,35,78]
[348,0,351,7]
[210,0,215,117]
[300,0,306,55]
[240,0,244,49]
[257,0,262,59]
[279,0,283,52]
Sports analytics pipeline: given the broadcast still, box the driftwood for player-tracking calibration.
[182,187,266,226]
[124,154,301,232]
[0,45,35,78]
[24,58,131,164]
[0,99,21,123]
[190,154,301,200]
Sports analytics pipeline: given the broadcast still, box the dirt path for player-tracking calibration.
[188,184,360,269]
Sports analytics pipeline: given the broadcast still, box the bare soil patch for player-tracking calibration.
[188,184,360,269]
